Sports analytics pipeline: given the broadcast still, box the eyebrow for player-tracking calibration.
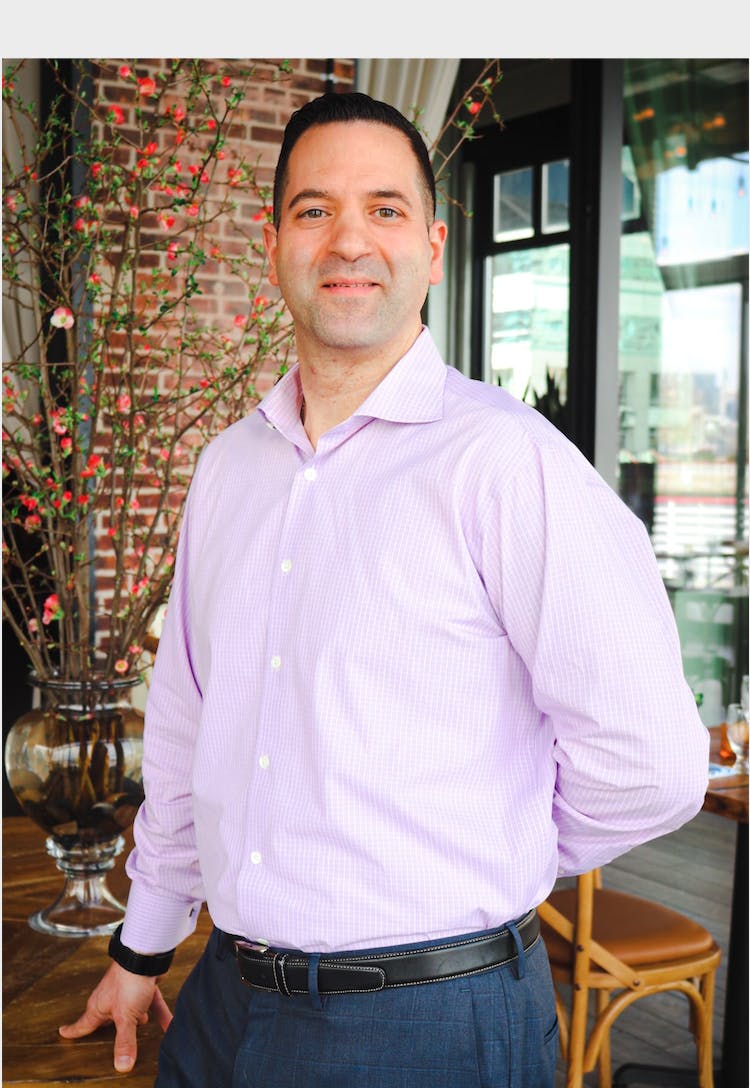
[286,187,415,212]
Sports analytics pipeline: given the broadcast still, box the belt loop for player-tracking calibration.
[215,928,232,961]
[507,920,526,980]
[307,953,323,1010]
[272,953,292,997]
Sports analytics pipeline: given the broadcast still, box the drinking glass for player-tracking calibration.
[726,703,749,774]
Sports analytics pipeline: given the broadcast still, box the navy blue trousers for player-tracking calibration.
[156,925,558,1087]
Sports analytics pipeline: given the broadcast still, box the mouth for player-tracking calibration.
[317,278,376,295]
[321,278,379,292]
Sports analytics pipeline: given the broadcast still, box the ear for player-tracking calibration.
[262,222,279,286]
[428,220,448,286]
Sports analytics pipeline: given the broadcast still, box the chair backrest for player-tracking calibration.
[538,866,721,1088]
[538,869,642,989]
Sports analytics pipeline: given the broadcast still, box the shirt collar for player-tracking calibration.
[258,326,446,438]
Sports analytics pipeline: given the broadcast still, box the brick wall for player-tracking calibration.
[89,58,354,629]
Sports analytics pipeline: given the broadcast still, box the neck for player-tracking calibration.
[297,327,422,449]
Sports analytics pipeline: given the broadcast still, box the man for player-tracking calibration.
[60,92,709,1087]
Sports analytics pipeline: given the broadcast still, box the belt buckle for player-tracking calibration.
[234,938,271,956]
[234,939,293,997]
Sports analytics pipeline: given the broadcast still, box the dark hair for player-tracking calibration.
[272,92,437,228]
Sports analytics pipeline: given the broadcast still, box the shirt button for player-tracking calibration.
[265,420,275,430]
[280,558,292,573]
[271,655,282,670]
[250,851,262,865]
[303,466,317,481]
[259,754,270,770]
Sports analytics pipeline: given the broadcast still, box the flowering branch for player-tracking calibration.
[3,59,294,682]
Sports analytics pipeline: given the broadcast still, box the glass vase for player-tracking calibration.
[4,673,145,937]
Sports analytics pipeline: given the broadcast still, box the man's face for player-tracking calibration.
[263,121,447,365]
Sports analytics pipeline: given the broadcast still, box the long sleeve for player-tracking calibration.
[487,422,709,875]
[122,467,207,953]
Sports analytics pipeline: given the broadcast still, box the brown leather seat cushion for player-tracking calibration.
[541,888,716,967]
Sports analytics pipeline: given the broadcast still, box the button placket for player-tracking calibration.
[247,454,322,881]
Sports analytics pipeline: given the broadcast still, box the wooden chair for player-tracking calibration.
[538,868,721,1088]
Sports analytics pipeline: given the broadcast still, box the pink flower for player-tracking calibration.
[129,205,140,219]
[51,306,74,330]
[186,203,199,217]
[42,594,62,625]
[119,65,131,79]
[114,659,130,674]
[116,393,131,413]
[138,76,157,97]
[233,314,247,328]
[109,105,126,125]
[24,514,41,532]
[221,76,231,87]
[60,436,73,454]
[28,618,39,634]
[465,99,481,116]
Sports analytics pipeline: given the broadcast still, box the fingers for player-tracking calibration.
[58,963,162,1073]
[150,986,174,1033]
[59,1005,108,1040]
[113,1019,138,1073]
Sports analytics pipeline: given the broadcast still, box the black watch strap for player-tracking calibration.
[108,923,176,977]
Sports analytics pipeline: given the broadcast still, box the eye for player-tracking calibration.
[298,207,325,220]
[375,207,399,219]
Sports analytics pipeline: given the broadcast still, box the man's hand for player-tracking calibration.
[59,961,173,1072]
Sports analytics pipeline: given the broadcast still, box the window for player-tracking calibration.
[617,58,748,713]
[493,167,534,242]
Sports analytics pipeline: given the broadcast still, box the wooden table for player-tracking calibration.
[705,727,748,1088]
[615,727,749,1088]
[2,819,213,1086]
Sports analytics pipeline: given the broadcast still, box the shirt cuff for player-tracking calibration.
[121,882,203,954]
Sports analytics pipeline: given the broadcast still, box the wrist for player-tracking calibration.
[108,923,176,977]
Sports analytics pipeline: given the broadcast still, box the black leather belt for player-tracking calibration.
[233,909,539,996]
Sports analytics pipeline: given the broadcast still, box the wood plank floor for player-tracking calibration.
[553,808,738,1086]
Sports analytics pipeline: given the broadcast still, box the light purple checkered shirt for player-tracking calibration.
[123,327,709,955]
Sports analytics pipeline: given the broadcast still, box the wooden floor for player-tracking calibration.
[553,807,738,1086]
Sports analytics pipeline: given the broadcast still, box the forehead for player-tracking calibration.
[284,120,423,193]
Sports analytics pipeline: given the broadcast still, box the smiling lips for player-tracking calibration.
[322,280,379,295]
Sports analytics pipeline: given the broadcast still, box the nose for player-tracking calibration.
[327,207,373,262]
